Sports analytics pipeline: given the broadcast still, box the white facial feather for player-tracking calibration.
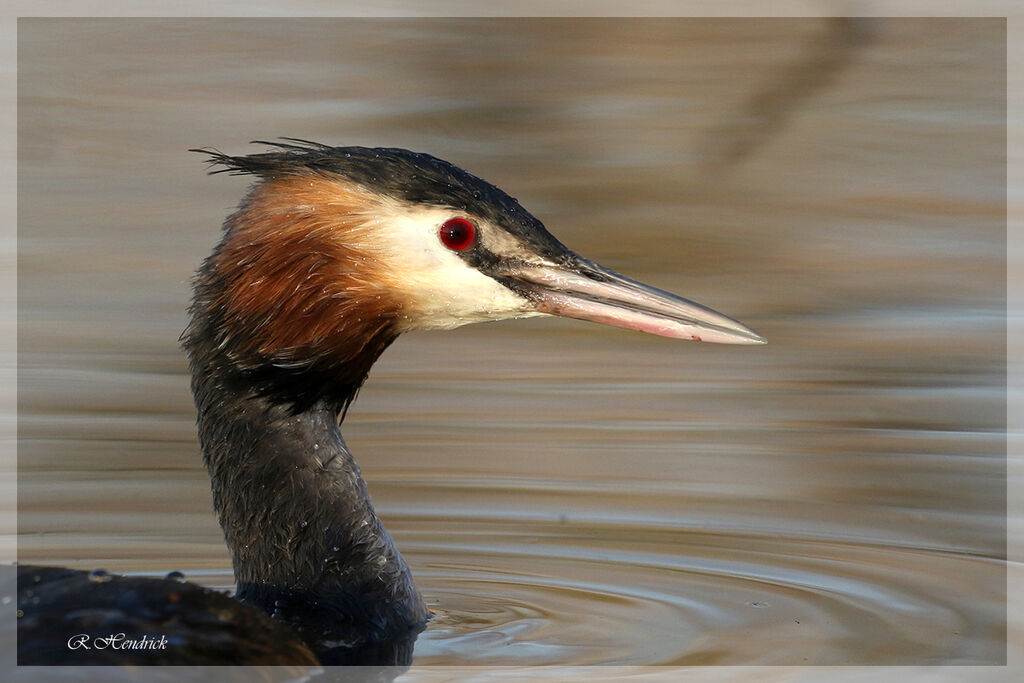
[353,198,543,332]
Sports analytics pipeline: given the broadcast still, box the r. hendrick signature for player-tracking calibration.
[67,633,168,651]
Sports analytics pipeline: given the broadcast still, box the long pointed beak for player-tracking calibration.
[503,257,765,345]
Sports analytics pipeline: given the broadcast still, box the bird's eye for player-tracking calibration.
[439,217,476,251]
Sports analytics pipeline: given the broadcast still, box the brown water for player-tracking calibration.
[16,18,1006,668]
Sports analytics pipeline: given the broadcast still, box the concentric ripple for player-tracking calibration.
[371,478,1005,666]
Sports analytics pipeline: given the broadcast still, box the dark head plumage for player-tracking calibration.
[190,139,572,265]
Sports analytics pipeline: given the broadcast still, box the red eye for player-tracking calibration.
[439,217,476,251]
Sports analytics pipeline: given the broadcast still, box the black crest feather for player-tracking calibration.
[190,139,571,263]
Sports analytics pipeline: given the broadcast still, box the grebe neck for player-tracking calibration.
[186,336,427,644]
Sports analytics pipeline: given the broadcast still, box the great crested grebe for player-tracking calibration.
[17,140,764,666]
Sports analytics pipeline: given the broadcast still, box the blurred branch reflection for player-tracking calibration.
[698,17,877,173]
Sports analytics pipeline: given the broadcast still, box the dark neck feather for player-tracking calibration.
[182,273,427,648]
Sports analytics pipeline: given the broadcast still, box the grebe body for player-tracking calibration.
[17,141,763,665]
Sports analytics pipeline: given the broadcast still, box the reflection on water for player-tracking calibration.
[17,18,1005,666]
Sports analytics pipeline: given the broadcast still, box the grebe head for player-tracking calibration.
[188,140,763,412]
